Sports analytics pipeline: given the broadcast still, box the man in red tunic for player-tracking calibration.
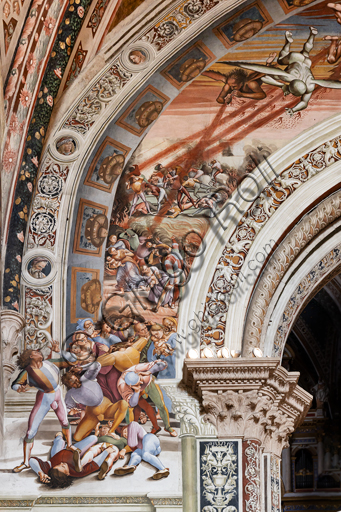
[29,433,117,487]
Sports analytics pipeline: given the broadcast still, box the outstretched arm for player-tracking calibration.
[286,92,312,115]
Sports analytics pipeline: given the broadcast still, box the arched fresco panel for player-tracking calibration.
[4,0,341,504]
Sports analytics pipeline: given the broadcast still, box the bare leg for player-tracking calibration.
[302,27,318,57]
[324,36,341,64]
[129,194,138,217]
[278,31,294,65]
[80,443,104,466]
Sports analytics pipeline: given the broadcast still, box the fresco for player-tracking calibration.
[73,198,109,256]
[6,0,341,500]
[84,137,130,192]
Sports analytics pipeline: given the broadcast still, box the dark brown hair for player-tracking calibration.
[47,468,73,489]
[61,370,81,389]
[17,349,35,370]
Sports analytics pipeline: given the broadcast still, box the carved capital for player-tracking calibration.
[1,310,26,394]
[183,358,312,456]
[160,384,216,437]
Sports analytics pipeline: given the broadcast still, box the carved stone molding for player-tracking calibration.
[161,383,216,437]
[243,191,341,356]
[201,137,341,348]
[0,310,25,394]
[183,358,312,456]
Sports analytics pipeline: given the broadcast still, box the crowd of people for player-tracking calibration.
[125,159,238,219]
[11,315,178,488]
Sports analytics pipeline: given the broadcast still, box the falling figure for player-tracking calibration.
[221,27,341,116]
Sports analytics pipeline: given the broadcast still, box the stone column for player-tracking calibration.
[282,447,292,493]
[182,357,312,512]
[317,436,324,475]
[0,310,25,457]
[325,448,331,470]
[160,384,216,512]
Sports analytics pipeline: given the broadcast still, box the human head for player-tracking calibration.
[150,324,164,340]
[288,79,307,97]
[129,50,146,65]
[61,371,82,389]
[98,423,110,436]
[226,69,248,91]
[124,372,140,386]
[56,137,75,155]
[71,332,90,346]
[134,322,149,337]
[76,318,95,336]
[162,316,177,333]
[140,264,148,275]
[101,321,111,335]
[139,411,147,424]
[47,465,73,488]
[17,349,43,369]
[121,426,128,439]
[109,234,117,244]
[31,257,48,272]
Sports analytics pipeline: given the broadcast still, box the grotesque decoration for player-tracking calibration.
[98,153,125,184]
[80,278,102,313]
[180,57,206,81]
[135,101,163,127]
[85,214,109,247]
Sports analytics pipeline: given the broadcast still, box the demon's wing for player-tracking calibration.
[201,70,227,82]
[219,61,293,82]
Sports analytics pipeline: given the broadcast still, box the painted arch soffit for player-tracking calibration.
[4,0,250,309]
[5,0,341,353]
[2,0,124,243]
[243,189,341,358]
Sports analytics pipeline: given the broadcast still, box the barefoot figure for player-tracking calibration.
[221,27,341,115]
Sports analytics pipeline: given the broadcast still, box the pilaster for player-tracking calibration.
[182,357,312,512]
[0,310,25,457]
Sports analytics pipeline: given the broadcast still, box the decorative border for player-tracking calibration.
[115,84,170,136]
[84,136,131,192]
[160,39,215,89]
[244,191,341,356]
[21,249,57,286]
[213,0,272,49]
[277,0,315,15]
[201,135,341,349]
[70,266,100,323]
[197,438,242,512]
[243,439,261,512]
[73,197,108,256]
[273,246,341,356]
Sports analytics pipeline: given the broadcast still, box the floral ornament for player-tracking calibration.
[19,88,32,107]
[12,301,19,310]
[8,113,20,134]
[27,182,33,192]
[3,148,17,173]
[158,20,180,38]
[46,95,53,107]
[43,16,56,36]
[31,156,39,167]
[17,231,25,243]
[77,6,84,17]
[16,255,22,262]
[54,67,62,79]
[26,53,37,74]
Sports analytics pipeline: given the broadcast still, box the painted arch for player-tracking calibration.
[4,0,341,371]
